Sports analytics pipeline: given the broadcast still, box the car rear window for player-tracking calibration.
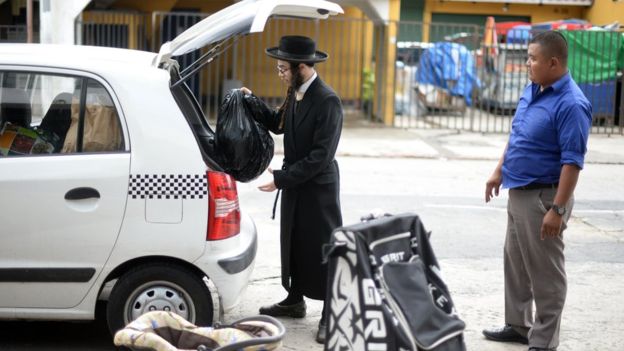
[0,71,125,156]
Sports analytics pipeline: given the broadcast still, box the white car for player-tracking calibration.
[0,0,342,334]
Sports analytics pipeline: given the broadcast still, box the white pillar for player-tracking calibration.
[39,0,92,45]
[369,0,390,21]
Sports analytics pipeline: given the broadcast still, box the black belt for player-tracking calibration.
[270,160,289,220]
[271,189,281,220]
[514,182,558,190]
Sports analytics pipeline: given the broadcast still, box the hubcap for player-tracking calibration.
[125,281,195,323]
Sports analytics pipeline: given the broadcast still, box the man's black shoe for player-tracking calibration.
[529,347,556,351]
[258,300,306,318]
[316,319,327,344]
[482,324,528,344]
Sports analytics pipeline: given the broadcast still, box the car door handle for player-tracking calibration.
[65,187,100,200]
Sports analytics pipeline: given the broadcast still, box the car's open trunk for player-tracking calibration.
[168,65,222,171]
[161,0,343,170]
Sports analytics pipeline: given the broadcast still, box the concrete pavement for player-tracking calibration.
[274,126,624,164]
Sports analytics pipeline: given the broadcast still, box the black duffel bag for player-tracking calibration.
[324,213,466,351]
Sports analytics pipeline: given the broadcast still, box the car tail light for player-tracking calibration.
[207,171,240,241]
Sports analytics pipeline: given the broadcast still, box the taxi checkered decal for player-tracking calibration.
[128,174,207,200]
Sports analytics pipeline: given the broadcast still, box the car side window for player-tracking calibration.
[61,79,124,153]
[0,71,124,156]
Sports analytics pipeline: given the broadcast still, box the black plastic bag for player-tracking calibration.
[242,90,280,131]
[215,89,274,182]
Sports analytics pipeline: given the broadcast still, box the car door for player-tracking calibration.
[0,69,130,309]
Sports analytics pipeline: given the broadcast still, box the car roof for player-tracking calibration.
[0,44,157,71]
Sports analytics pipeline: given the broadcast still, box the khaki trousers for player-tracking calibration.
[505,187,573,349]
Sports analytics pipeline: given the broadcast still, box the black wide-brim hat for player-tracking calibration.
[265,35,328,63]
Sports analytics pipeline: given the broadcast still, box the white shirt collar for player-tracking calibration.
[298,71,317,96]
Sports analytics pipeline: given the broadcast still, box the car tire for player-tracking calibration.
[106,263,214,335]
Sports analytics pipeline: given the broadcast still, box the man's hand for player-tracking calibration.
[258,181,276,192]
[541,210,563,240]
[485,170,502,203]
[540,164,579,240]
[258,167,276,192]
[240,87,252,95]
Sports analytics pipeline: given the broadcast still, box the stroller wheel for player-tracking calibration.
[106,263,214,335]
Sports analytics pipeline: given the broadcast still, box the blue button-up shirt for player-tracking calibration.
[502,73,592,189]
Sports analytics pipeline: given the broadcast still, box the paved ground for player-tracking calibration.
[274,126,624,164]
[226,127,624,351]
[1,126,622,351]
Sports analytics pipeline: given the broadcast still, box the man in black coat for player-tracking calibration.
[241,35,343,344]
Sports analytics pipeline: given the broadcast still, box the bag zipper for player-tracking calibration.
[378,267,419,350]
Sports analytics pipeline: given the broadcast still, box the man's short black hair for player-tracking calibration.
[530,30,568,65]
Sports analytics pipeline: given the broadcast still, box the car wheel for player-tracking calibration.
[106,263,214,335]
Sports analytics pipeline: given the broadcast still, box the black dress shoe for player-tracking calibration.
[316,319,327,344]
[529,347,556,351]
[258,300,306,318]
[482,324,528,344]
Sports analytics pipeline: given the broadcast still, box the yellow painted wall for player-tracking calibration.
[112,0,233,13]
[422,0,585,41]
[81,11,146,49]
[584,0,624,26]
[108,0,232,48]
[111,0,178,13]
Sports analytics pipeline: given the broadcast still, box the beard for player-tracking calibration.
[290,64,305,90]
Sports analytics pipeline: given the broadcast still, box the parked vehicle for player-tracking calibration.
[479,43,529,113]
[0,0,342,334]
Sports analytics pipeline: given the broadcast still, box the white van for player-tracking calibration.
[0,0,342,334]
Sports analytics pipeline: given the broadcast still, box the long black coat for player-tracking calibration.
[253,77,343,300]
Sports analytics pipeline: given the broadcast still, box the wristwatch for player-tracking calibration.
[551,204,566,216]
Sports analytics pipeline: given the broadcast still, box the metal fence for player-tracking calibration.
[76,11,149,50]
[394,22,624,135]
[0,25,28,43]
[74,12,624,134]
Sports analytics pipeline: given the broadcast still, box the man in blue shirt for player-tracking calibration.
[482,31,591,351]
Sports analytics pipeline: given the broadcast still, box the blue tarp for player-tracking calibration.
[416,42,480,105]
[578,80,617,117]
